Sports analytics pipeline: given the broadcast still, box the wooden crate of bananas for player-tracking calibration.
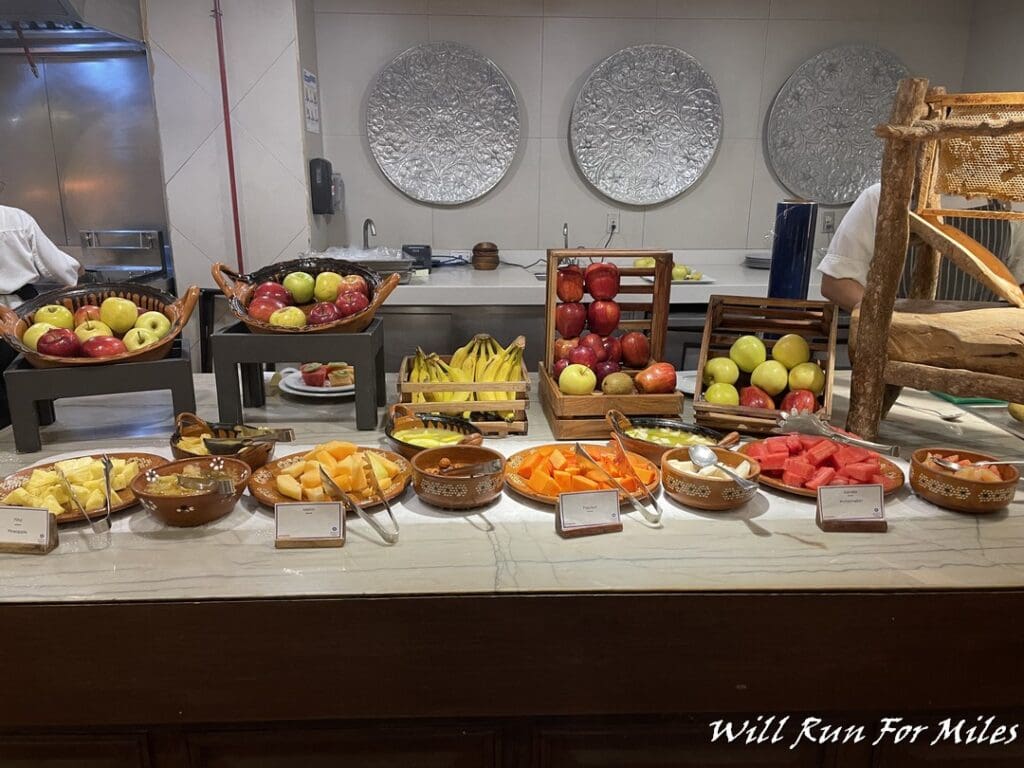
[397,334,530,436]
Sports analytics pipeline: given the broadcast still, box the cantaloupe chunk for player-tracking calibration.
[324,441,357,460]
[300,468,321,489]
[528,469,552,495]
[553,469,572,492]
[303,486,326,502]
[537,446,556,457]
[348,465,367,492]
[632,465,655,485]
[571,475,599,492]
[618,475,639,492]
[585,469,606,484]
[543,477,562,497]
[315,450,338,472]
[516,451,544,479]
[276,474,303,500]
[282,461,306,478]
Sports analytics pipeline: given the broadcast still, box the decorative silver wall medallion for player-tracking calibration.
[765,45,908,206]
[569,44,722,206]
[366,42,521,205]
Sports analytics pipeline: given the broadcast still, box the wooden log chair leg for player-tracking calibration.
[847,77,930,441]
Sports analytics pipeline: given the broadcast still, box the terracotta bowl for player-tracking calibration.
[910,447,1019,514]
[411,445,506,510]
[131,457,251,527]
[661,446,760,511]
[385,406,483,460]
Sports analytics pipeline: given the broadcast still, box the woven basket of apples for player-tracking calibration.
[0,283,200,368]
[212,258,401,334]
[540,249,683,440]
[692,295,839,435]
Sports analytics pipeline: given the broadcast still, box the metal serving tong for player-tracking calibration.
[56,464,110,534]
[176,472,235,495]
[575,442,662,526]
[438,458,504,478]
[202,426,296,455]
[775,411,899,457]
[318,464,400,545]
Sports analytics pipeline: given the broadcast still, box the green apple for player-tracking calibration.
[122,327,160,351]
[269,306,306,328]
[729,335,766,373]
[75,320,114,343]
[788,362,825,395]
[704,382,739,406]
[703,356,739,386]
[750,360,789,396]
[100,297,139,335]
[33,304,74,330]
[671,264,690,281]
[134,310,171,339]
[633,257,656,268]
[558,363,597,395]
[22,322,56,351]
[771,333,811,369]
[282,271,315,304]
[313,271,344,303]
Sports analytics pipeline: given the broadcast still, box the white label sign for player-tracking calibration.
[0,506,53,551]
[557,489,621,535]
[303,68,320,134]
[275,502,344,547]
[816,484,887,532]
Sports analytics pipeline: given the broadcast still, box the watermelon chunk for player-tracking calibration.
[785,434,803,453]
[827,476,850,486]
[835,445,872,466]
[782,471,808,487]
[765,436,792,455]
[838,462,878,483]
[758,452,789,472]
[804,466,836,490]
[744,442,768,461]
[798,435,826,449]
[805,439,839,467]
[782,457,815,482]
[870,474,886,486]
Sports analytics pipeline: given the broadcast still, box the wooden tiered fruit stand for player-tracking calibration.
[539,249,684,440]
[692,295,838,435]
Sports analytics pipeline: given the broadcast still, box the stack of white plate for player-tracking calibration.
[744,251,772,270]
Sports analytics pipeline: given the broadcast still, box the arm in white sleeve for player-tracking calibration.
[816,183,881,287]
[30,219,80,286]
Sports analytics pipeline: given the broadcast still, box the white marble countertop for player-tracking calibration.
[0,372,1020,604]
[388,258,824,306]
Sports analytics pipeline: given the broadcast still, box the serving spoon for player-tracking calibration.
[687,445,757,491]
[932,456,1024,472]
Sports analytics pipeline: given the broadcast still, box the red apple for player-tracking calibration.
[81,335,127,358]
[556,302,586,338]
[36,327,81,357]
[307,301,342,326]
[634,362,677,394]
[553,337,580,360]
[253,281,293,305]
[300,362,328,387]
[335,291,370,318]
[593,360,621,385]
[247,296,286,323]
[567,345,598,370]
[73,305,101,327]
[552,358,570,381]
[603,335,622,364]
[584,262,620,300]
[587,300,620,336]
[739,386,775,410]
[780,389,817,414]
[579,333,608,363]
[340,274,369,298]
[620,331,651,368]
[556,265,584,302]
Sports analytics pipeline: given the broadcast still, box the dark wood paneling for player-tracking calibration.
[1,592,1022,728]
[0,734,149,768]
[186,726,497,768]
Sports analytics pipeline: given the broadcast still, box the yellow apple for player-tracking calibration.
[750,360,789,396]
[33,304,74,329]
[100,297,139,335]
[134,310,172,339]
[729,335,766,373]
[788,362,825,395]
[122,327,160,351]
[75,320,113,343]
[22,322,56,350]
[269,306,306,328]
[771,333,811,369]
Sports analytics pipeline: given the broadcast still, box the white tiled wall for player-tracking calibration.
[314,0,973,253]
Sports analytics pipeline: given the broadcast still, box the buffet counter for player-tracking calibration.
[2,375,1022,767]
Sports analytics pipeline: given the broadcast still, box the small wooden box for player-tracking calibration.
[539,249,684,440]
[397,354,529,436]
[692,295,838,435]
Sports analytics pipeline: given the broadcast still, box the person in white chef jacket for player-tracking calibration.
[819,182,1024,312]
[0,204,82,426]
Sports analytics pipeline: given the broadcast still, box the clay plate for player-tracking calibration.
[248,448,412,508]
[737,441,904,498]
[0,452,168,525]
[504,443,660,506]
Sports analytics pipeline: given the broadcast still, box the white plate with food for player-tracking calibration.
[641,275,715,285]
[278,365,355,398]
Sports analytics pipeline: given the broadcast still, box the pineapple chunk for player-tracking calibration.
[276,474,303,500]
[24,469,58,489]
[84,489,105,512]
[3,487,32,506]
[41,496,65,516]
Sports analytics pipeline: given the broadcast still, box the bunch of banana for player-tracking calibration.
[475,335,526,421]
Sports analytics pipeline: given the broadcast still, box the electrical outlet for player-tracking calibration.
[822,212,836,235]
[606,213,620,234]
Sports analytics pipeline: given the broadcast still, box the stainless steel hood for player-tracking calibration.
[0,0,143,54]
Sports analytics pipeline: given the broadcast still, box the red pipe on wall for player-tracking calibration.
[211,0,245,272]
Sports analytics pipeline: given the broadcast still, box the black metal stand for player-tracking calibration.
[2,341,196,453]
[211,319,385,430]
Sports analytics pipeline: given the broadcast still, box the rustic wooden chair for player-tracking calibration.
[847,78,1024,440]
